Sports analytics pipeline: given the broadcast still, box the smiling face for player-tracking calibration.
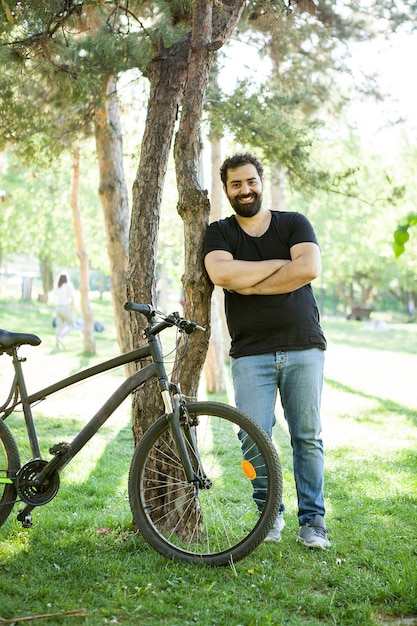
[223,163,264,218]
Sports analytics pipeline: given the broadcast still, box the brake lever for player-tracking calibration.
[177,320,206,334]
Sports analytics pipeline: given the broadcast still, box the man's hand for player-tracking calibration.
[204,250,287,291]
[234,243,321,295]
[205,242,321,295]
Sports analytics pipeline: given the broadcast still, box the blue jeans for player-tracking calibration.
[231,349,325,526]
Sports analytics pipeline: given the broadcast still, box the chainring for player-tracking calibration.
[16,459,60,506]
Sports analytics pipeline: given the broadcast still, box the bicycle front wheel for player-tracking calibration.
[0,418,20,528]
[128,401,282,565]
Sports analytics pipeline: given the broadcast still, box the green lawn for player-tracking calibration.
[0,298,416,625]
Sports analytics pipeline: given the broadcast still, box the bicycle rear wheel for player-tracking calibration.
[0,419,20,528]
[128,401,282,565]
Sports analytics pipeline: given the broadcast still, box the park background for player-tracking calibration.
[1,5,417,332]
[1,3,417,625]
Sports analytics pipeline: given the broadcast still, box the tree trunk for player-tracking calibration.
[127,0,246,437]
[173,1,215,397]
[174,0,246,399]
[204,134,227,393]
[71,146,96,355]
[127,35,191,443]
[126,1,245,538]
[94,75,132,357]
[39,255,53,301]
[270,164,286,211]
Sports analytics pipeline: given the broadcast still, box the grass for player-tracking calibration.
[1,297,417,625]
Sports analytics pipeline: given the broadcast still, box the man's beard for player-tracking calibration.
[228,192,263,217]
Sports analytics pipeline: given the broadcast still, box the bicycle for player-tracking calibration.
[0,302,282,566]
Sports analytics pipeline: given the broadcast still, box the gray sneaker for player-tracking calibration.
[297,515,331,549]
[264,511,285,543]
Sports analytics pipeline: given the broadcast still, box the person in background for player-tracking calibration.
[203,152,330,549]
[55,273,75,349]
[407,298,415,323]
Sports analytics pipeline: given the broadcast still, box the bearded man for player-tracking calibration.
[203,153,330,549]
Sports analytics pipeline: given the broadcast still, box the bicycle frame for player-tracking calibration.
[1,309,204,530]
[1,306,283,564]
[2,320,178,473]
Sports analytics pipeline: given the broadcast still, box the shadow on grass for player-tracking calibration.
[325,377,417,424]
[0,300,56,334]
[47,420,134,524]
[322,319,417,356]
[2,409,417,624]
[327,444,417,498]
[0,515,153,623]
[2,411,134,532]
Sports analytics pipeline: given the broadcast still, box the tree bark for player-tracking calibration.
[71,146,96,355]
[173,1,215,397]
[127,0,245,444]
[174,0,246,398]
[127,35,191,443]
[270,165,286,211]
[39,255,53,301]
[94,75,132,357]
[203,134,227,393]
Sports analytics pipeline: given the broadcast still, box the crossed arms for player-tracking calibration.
[204,242,321,295]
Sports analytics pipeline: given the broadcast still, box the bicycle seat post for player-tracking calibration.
[12,347,41,459]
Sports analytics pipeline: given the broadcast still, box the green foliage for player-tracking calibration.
[221,81,313,162]
[0,152,73,263]
[0,148,108,273]
[0,1,191,161]
[209,79,355,195]
[286,130,414,311]
[393,211,417,257]
[207,0,394,197]
[1,0,416,310]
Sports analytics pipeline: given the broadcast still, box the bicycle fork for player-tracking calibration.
[163,385,211,490]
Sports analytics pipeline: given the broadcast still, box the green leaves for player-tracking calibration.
[393,211,417,257]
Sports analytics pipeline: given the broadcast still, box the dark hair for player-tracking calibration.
[58,274,68,288]
[220,153,264,186]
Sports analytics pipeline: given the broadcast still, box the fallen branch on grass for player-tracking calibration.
[0,609,87,624]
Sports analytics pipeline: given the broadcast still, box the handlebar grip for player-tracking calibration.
[177,320,206,334]
[124,302,154,316]
[124,303,206,332]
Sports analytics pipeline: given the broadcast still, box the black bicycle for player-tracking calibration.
[0,302,282,565]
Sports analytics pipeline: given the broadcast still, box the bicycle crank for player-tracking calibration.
[16,459,60,506]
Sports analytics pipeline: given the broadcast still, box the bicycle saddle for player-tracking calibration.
[0,329,41,349]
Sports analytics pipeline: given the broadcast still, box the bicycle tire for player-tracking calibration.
[128,401,282,565]
[0,418,20,528]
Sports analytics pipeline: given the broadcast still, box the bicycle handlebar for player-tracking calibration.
[124,302,205,334]
[124,302,153,317]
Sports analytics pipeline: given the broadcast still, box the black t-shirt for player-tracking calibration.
[203,211,327,358]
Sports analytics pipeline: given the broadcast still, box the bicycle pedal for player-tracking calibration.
[17,509,33,528]
[49,442,71,456]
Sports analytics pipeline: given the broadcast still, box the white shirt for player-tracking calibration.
[55,283,74,307]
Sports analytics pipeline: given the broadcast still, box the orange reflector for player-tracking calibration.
[242,460,257,480]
